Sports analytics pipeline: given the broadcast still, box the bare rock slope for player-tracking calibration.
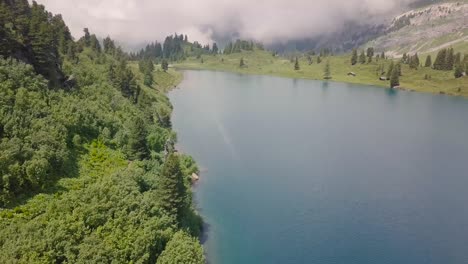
[364,1,468,57]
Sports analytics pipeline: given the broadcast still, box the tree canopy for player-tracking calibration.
[0,1,204,263]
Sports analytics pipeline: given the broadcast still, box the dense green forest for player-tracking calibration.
[0,1,204,263]
[129,34,219,62]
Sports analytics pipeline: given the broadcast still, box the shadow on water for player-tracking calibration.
[200,221,213,264]
[200,220,212,244]
[292,78,298,87]
[321,81,329,91]
[386,87,398,97]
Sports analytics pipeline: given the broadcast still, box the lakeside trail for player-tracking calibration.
[175,50,468,98]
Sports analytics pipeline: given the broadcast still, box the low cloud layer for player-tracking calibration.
[35,0,417,47]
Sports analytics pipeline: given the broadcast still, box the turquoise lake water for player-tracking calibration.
[169,70,468,264]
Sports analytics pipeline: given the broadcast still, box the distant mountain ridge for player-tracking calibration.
[268,0,466,56]
[364,0,468,57]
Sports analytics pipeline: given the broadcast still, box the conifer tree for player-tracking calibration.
[366,47,374,58]
[83,28,91,47]
[351,49,358,65]
[157,154,187,221]
[128,116,149,160]
[390,65,400,88]
[387,61,394,80]
[212,43,218,54]
[454,63,463,78]
[317,56,322,64]
[446,48,454,70]
[454,52,461,65]
[409,53,419,69]
[324,60,331,79]
[395,62,402,76]
[103,36,116,54]
[161,59,169,72]
[294,57,300,70]
[402,53,408,64]
[433,49,447,70]
[424,55,432,67]
[359,51,366,64]
[240,57,245,67]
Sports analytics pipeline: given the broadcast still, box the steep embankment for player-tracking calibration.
[364,1,468,57]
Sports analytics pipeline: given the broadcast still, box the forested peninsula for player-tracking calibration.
[0,1,204,263]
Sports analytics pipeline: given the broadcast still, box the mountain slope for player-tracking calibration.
[364,1,468,57]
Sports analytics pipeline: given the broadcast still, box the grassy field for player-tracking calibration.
[129,62,183,92]
[176,50,468,97]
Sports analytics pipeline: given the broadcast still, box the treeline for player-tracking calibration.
[351,47,385,65]
[223,39,264,54]
[130,34,219,61]
[0,1,204,263]
[0,0,71,86]
[402,48,467,78]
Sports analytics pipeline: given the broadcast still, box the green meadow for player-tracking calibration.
[177,49,468,97]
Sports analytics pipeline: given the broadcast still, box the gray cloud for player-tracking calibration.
[34,0,417,47]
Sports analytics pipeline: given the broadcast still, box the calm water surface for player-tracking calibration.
[169,70,468,264]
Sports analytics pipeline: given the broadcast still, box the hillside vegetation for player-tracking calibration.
[0,1,204,263]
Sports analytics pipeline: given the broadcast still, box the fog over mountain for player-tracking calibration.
[35,0,422,48]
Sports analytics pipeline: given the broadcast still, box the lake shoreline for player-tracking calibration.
[169,70,468,264]
[174,50,468,98]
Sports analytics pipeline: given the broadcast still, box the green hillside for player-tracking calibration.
[0,1,204,263]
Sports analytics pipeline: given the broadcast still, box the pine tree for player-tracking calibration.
[454,52,461,65]
[224,42,232,54]
[446,48,454,70]
[366,47,374,58]
[128,116,149,160]
[83,28,91,47]
[66,42,77,62]
[381,51,385,60]
[386,61,394,80]
[89,34,101,53]
[144,72,153,86]
[402,53,408,64]
[351,49,358,65]
[103,36,116,54]
[161,59,169,72]
[395,62,402,76]
[157,154,187,220]
[390,65,400,88]
[239,57,245,67]
[323,60,331,79]
[433,49,447,70]
[409,53,419,69]
[424,55,432,67]
[212,43,218,54]
[454,63,463,78]
[359,51,366,64]
[294,57,300,70]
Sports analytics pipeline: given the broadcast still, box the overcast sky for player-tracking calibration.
[35,0,417,47]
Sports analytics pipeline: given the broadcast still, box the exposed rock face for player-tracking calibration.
[191,173,200,182]
[365,2,468,57]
